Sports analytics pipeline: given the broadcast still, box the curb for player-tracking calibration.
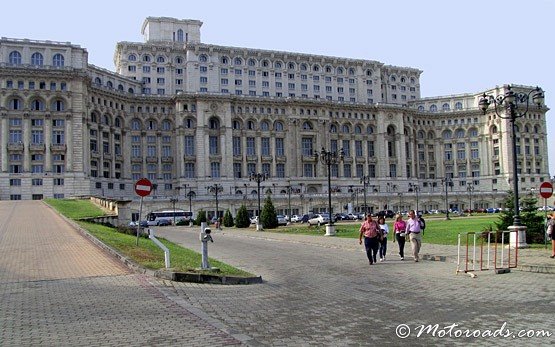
[44,202,263,284]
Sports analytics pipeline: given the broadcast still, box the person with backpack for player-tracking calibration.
[418,214,426,235]
[405,210,422,262]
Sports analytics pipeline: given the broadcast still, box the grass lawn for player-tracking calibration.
[267,214,502,245]
[45,199,253,276]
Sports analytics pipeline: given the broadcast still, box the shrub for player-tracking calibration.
[261,196,278,229]
[223,209,234,227]
[235,205,251,228]
[195,209,207,225]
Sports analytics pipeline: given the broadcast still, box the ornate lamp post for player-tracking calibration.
[186,190,195,226]
[360,175,370,217]
[408,183,419,214]
[286,182,293,222]
[249,172,268,230]
[479,85,544,226]
[442,175,452,220]
[397,192,403,214]
[206,184,223,223]
[317,147,344,236]
[479,85,544,248]
[466,184,474,216]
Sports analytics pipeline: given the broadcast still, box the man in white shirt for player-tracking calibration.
[405,210,422,262]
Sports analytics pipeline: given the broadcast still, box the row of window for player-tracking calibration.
[5,97,66,111]
[8,129,64,145]
[4,80,67,91]
[7,51,65,67]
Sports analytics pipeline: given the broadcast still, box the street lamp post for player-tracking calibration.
[360,175,370,218]
[409,183,419,214]
[187,190,195,226]
[398,193,403,214]
[318,147,344,236]
[466,184,474,216]
[442,176,452,220]
[170,197,178,225]
[249,172,268,231]
[287,183,292,222]
[206,184,223,223]
[479,85,544,248]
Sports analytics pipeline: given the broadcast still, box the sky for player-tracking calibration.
[1,0,553,177]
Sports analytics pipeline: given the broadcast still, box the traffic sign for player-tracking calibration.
[134,178,153,197]
[539,182,553,199]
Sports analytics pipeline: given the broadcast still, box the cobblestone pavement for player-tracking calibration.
[1,200,554,346]
[157,227,555,346]
[0,201,242,346]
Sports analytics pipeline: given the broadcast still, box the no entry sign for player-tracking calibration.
[134,178,153,197]
[539,182,553,199]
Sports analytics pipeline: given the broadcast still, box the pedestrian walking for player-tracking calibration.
[358,214,381,265]
[392,214,407,260]
[547,212,555,258]
[405,210,422,262]
[378,216,389,262]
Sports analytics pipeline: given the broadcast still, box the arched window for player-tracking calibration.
[442,130,452,139]
[147,119,157,130]
[330,124,337,133]
[442,103,450,111]
[274,61,282,69]
[391,76,396,82]
[234,57,242,65]
[94,77,102,84]
[31,99,45,111]
[337,67,344,75]
[366,125,374,134]
[9,51,22,65]
[157,56,165,63]
[355,125,362,134]
[491,125,498,134]
[162,120,171,131]
[221,56,229,64]
[128,88,134,94]
[177,29,184,42]
[469,128,478,137]
[199,54,208,63]
[428,131,435,140]
[209,118,220,129]
[429,104,437,112]
[418,105,424,112]
[325,65,333,73]
[31,52,43,66]
[274,121,284,131]
[107,80,114,88]
[387,126,396,136]
[300,63,308,71]
[175,56,183,64]
[8,98,22,110]
[348,68,355,75]
[366,69,372,77]
[401,77,406,83]
[115,117,122,128]
[51,99,65,111]
[456,129,465,138]
[534,125,540,134]
[262,60,269,67]
[52,54,64,67]
[232,120,241,130]
[128,54,137,61]
[455,102,463,110]
[131,119,141,130]
[417,130,425,139]
[302,121,313,130]
[248,58,256,67]
[91,113,98,123]
[247,120,255,130]
[312,65,320,72]
[184,118,195,129]
[118,84,124,91]
[341,124,350,133]
[288,62,296,70]
[103,114,110,126]
[260,121,270,131]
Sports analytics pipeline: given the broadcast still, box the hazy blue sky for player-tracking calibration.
[1,0,553,177]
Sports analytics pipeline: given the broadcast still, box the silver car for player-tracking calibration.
[308,213,330,226]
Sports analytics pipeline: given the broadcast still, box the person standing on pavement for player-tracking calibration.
[359,214,381,265]
[378,216,389,262]
[405,210,422,262]
[547,212,555,258]
[392,214,407,260]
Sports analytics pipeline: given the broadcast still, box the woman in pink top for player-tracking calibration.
[358,214,381,265]
[392,214,407,260]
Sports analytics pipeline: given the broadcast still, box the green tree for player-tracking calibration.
[223,209,234,227]
[495,191,544,243]
[234,205,251,228]
[195,209,207,226]
[261,196,278,229]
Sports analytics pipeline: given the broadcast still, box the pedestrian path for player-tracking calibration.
[213,227,555,274]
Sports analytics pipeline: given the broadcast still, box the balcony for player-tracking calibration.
[115,154,124,162]
[131,156,143,163]
[50,144,67,152]
[7,143,24,151]
[146,156,158,163]
[91,150,100,158]
[161,156,173,163]
[29,143,45,151]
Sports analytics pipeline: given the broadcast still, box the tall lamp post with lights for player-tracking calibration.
[442,176,452,220]
[408,183,420,215]
[479,85,544,247]
[466,184,474,216]
[206,184,223,224]
[360,175,370,218]
[318,147,344,236]
[249,172,268,231]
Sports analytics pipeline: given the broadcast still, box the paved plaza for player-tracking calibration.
[1,201,554,346]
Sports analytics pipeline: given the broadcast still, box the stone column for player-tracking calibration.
[1,113,8,172]
[65,114,73,171]
[44,114,52,172]
[23,113,31,172]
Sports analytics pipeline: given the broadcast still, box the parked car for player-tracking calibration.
[157,219,172,226]
[290,215,301,223]
[308,213,330,226]
[300,213,314,224]
[276,215,288,226]
[377,210,395,218]
[129,220,149,228]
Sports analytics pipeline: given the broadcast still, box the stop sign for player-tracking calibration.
[539,182,553,199]
[134,178,153,197]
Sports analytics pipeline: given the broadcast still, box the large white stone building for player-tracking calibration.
[0,17,550,220]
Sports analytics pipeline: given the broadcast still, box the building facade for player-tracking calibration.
[0,17,550,220]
